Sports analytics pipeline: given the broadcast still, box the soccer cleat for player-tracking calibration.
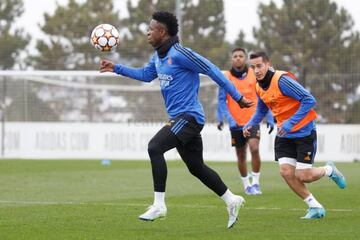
[244,186,255,195]
[139,205,167,221]
[227,195,245,229]
[327,161,346,189]
[301,207,326,219]
[252,184,262,195]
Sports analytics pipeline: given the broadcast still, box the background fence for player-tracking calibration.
[0,70,359,124]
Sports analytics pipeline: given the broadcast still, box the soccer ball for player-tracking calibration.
[90,24,120,52]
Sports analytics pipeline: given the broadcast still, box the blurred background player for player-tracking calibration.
[244,51,346,219]
[217,48,274,195]
[100,11,254,228]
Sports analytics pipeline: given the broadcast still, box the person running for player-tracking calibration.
[100,11,254,228]
[244,51,346,219]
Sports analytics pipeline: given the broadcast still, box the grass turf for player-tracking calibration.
[0,160,359,240]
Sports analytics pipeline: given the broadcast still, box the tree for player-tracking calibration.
[251,0,360,123]
[29,0,121,70]
[233,30,257,53]
[1,81,59,121]
[0,0,29,69]
[26,0,124,122]
[181,0,229,69]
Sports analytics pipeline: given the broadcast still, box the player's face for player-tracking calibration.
[147,20,166,47]
[250,57,270,80]
[231,50,247,70]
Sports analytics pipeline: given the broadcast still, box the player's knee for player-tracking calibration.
[279,167,294,180]
[249,146,259,155]
[295,170,313,182]
[147,140,163,156]
[187,164,203,177]
[188,165,200,177]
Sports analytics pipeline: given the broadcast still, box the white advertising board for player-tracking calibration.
[1,123,359,162]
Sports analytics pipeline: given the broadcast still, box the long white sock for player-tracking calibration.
[321,165,333,176]
[251,171,260,185]
[221,189,236,206]
[304,194,323,208]
[241,176,251,189]
[153,192,166,207]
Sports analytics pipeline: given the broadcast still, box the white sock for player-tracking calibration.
[221,189,236,206]
[153,192,166,207]
[304,194,323,208]
[251,171,260,185]
[241,176,251,189]
[321,165,333,176]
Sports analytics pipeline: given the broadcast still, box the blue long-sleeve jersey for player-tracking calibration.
[244,75,316,138]
[113,43,243,124]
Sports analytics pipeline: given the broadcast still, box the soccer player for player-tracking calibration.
[244,51,346,219]
[217,48,274,195]
[99,11,254,228]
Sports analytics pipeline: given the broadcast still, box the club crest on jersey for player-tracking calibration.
[167,57,172,65]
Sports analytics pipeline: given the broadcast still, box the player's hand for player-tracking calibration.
[267,122,274,134]
[277,127,287,136]
[100,59,115,73]
[278,121,291,136]
[217,122,224,131]
[237,97,254,108]
[243,126,252,137]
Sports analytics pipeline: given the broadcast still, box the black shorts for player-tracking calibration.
[167,113,204,150]
[275,130,317,164]
[230,125,260,148]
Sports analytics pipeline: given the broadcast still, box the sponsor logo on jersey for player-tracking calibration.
[158,73,173,89]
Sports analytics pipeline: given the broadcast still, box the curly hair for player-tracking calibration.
[152,11,179,36]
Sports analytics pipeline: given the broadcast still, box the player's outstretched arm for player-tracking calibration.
[175,45,253,108]
[99,55,158,82]
[100,59,114,73]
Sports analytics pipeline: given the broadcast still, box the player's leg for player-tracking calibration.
[139,122,180,221]
[232,130,253,195]
[275,133,324,219]
[177,136,245,228]
[294,130,346,188]
[293,130,345,219]
[235,145,247,178]
[248,138,261,194]
[278,161,311,199]
[235,146,253,194]
[147,125,179,192]
[247,125,261,194]
[177,135,228,195]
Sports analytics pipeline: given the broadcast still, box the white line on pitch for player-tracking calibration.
[0,200,354,212]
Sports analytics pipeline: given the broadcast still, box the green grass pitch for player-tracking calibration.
[0,160,359,240]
